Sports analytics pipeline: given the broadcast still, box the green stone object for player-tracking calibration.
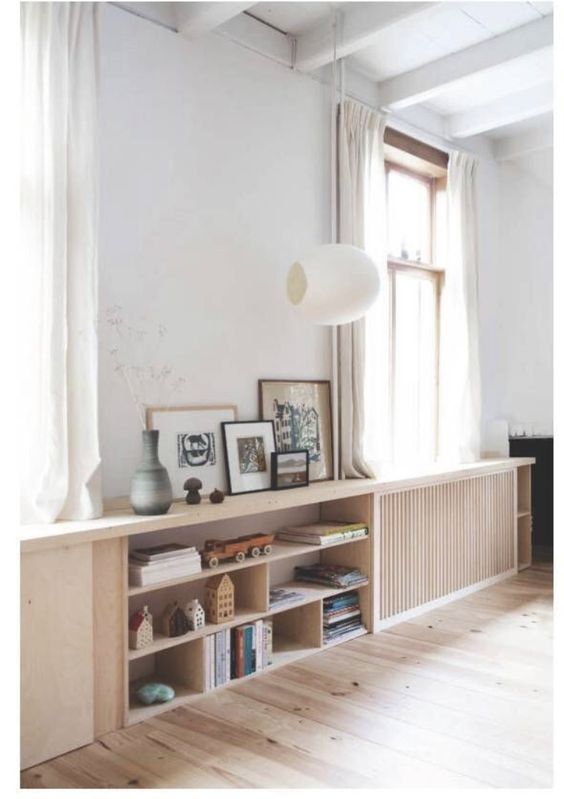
[135,682,175,706]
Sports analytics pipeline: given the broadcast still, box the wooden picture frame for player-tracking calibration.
[271,449,309,490]
[146,405,238,499]
[221,420,277,495]
[259,379,333,481]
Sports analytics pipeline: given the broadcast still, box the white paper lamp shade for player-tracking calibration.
[287,244,379,325]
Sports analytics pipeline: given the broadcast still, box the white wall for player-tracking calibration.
[481,148,553,438]
[97,6,552,498]
[98,5,332,498]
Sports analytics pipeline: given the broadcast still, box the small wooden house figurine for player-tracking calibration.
[205,573,235,624]
[161,601,190,637]
[129,605,153,650]
[184,598,206,630]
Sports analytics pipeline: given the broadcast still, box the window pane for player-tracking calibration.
[392,271,437,465]
[387,169,431,263]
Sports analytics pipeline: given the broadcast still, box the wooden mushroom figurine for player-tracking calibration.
[184,477,202,505]
[209,488,225,504]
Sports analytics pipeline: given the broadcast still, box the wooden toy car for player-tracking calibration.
[202,533,275,568]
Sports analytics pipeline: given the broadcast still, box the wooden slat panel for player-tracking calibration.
[380,472,515,620]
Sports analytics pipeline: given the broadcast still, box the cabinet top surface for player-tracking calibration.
[20,457,534,551]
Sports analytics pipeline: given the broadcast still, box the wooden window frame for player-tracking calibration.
[386,161,445,462]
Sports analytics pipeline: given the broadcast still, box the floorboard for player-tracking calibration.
[21,563,553,789]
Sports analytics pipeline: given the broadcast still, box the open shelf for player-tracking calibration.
[127,534,369,596]
[125,490,373,726]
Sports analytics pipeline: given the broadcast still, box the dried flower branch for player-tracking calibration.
[105,307,186,429]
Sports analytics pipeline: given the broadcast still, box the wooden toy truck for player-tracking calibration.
[202,533,275,568]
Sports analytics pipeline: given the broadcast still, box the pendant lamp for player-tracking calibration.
[287,243,379,326]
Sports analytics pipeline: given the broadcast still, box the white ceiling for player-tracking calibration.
[349,1,549,81]
[118,1,554,156]
[248,2,336,35]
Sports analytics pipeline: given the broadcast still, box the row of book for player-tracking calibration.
[205,620,274,689]
[323,591,366,644]
[128,543,202,587]
[294,563,368,589]
[276,521,368,546]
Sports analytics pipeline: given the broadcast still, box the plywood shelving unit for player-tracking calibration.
[516,464,533,570]
[126,493,373,725]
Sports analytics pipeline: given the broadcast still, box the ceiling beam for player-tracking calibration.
[176,2,255,38]
[111,2,179,31]
[294,2,439,73]
[448,82,553,138]
[217,13,293,67]
[494,121,553,161]
[379,14,553,110]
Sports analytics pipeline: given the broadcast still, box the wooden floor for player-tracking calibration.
[22,563,553,789]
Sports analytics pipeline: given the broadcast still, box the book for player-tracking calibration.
[129,543,197,562]
[128,556,202,586]
[269,586,306,609]
[276,528,368,545]
[294,563,367,589]
[279,521,368,536]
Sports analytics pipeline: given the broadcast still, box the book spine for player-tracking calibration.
[254,620,261,671]
[237,628,244,679]
[265,620,273,665]
[225,629,231,684]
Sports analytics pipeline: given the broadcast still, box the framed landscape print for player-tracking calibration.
[147,405,238,499]
[271,449,309,490]
[259,379,333,481]
[221,420,276,495]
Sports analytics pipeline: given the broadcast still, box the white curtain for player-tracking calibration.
[338,100,389,478]
[438,151,482,463]
[20,2,102,522]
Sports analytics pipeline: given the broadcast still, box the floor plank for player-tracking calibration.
[21,563,552,789]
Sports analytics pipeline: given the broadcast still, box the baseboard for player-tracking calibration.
[374,568,517,631]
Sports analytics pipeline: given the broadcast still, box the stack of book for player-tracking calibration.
[276,520,368,546]
[293,563,368,589]
[205,629,231,691]
[231,619,273,679]
[323,591,366,644]
[128,543,202,587]
[269,586,306,610]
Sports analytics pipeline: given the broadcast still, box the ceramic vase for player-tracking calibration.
[130,430,173,515]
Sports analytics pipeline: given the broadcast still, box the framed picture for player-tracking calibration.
[259,379,333,481]
[146,405,238,499]
[221,420,277,495]
[271,449,309,490]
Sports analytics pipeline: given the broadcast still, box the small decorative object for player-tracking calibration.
[161,601,190,637]
[202,533,274,568]
[128,605,153,650]
[184,477,202,505]
[135,682,175,706]
[221,420,276,495]
[271,449,309,490]
[184,598,206,630]
[130,429,173,515]
[259,380,333,482]
[205,573,235,623]
[146,405,238,499]
[209,487,225,504]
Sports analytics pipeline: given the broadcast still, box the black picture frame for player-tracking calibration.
[271,449,309,491]
[221,420,277,495]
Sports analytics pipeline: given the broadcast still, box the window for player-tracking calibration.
[386,158,447,466]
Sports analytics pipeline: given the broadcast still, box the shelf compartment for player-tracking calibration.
[128,638,204,724]
[517,514,532,571]
[127,533,369,596]
[269,579,370,614]
[517,465,532,514]
[271,601,323,656]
